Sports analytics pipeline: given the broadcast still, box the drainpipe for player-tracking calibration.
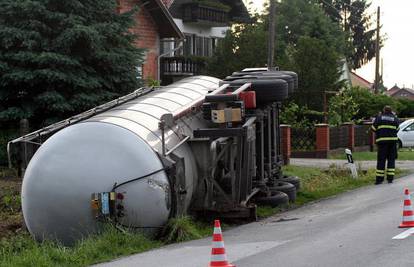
[157,38,184,82]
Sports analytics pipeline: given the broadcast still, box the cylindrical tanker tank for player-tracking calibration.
[22,76,220,245]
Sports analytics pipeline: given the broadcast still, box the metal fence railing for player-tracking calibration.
[329,125,349,150]
[291,127,316,151]
[354,125,371,147]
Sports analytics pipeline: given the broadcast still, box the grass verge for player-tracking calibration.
[0,165,410,266]
[329,149,414,161]
[257,165,407,218]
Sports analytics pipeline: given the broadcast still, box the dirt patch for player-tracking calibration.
[0,169,24,239]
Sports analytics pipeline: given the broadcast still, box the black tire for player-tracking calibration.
[269,181,296,203]
[205,94,239,103]
[279,175,301,191]
[222,79,288,103]
[278,71,298,90]
[254,191,289,207]
[227,73,295,94]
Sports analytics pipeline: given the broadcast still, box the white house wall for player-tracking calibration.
[173,18,229,38]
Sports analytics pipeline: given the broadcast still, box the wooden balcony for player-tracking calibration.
[182,2,230,27]
[161,56,205,76]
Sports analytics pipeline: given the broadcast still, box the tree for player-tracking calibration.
[207,0,347,90]
[0,0,144,126]
[286,36,343,111]
[328,87,359,125]
[319,0,377,69]
[206,14,268,78]
[348,87,400,120]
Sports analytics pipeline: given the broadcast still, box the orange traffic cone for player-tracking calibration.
[399,189,414,228]
[208,220,235,267]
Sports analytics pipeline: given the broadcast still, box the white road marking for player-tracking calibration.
[392,228,414,240]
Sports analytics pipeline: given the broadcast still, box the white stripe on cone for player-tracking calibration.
[210,254,228,262]
[214,228,222,234]
[212,241,225,248]
[403,206,413,211]
[403,216,414,221]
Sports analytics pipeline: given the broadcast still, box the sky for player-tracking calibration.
[243,0,414,89]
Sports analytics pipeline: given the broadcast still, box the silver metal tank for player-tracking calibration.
[22,76,220,245]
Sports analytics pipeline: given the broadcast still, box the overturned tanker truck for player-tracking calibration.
[8,68,300,246]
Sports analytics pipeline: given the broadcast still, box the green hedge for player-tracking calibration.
[0,129,19,166]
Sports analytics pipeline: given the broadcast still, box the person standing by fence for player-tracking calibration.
[371,106,399,184]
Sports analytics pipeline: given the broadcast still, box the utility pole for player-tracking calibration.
[374,6,381,94]
[267,0,276,69]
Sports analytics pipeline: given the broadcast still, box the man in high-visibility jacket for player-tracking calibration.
[371,106,399,184]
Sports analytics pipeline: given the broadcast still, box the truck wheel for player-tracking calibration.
[269,181,296,203]
[254,191,289,207]
[222,79,288,103]
[279,175,301,191]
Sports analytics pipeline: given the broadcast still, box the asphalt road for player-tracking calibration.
[97,174,414,267]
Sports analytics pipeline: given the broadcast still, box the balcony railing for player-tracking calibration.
[182,3,229,26]
[161,56,205,76]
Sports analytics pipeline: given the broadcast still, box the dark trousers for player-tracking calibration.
[376,142,397,183]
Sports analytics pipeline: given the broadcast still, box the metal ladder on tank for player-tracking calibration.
[7,87,154,168]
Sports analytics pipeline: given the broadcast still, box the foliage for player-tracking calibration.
[0,128,19,166]
[348,87,401,120]
[288,36,343,111]
[319,0,378,69]
[283,165,405,206]
[397,99,414,118]
[328,87,359,125]
[161,216,211,244]
[206,17,267,78]
[0,0,144,126]
[145,78,161,88]
[206,0,347,80]
[280,101,323,128]
[329,150,414,161]
[0,226,161,267]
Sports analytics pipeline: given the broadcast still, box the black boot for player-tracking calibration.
[387,175,394,184]
[375,176,384,185]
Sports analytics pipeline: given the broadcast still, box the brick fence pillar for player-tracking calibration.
[316,124,330,158]
[343,122,355,151]
[280,124,291,165]
[364,121,375,151]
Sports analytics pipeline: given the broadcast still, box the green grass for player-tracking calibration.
[0,165,410,266]
[161,216,211,244]
[256,165,408,218]
[329,149,414,161]
[285,165,406,205]
[0,217,213,267]
[0,226,162,267]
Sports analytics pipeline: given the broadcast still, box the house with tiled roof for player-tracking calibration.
[350,72,373,91]
[387,86,414,100]
[159,0,250,84]
[117,0,183,82]
[385,84,401,96]
[116,0,249,84]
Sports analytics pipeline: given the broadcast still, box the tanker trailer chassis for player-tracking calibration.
[182,81,290,221]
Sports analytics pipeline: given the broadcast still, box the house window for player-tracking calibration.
[195,36,203,56]
[204,37,213,57]
[136,65,143,80]
[183,34,193,56]
[183,34,222,57]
